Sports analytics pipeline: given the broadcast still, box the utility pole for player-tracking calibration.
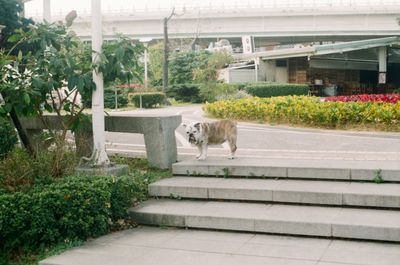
[162,8,175,94]
[162,17,168,93]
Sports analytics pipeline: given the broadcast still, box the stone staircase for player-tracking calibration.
[129,158,400,242]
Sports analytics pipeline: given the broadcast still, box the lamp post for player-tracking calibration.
[139,38,152,89]
[91,0,109,166]
[139,38,152,109]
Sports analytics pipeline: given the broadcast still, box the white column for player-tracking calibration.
[91,0,109,166]
[378,46,387,84]
[43,0,51,22]
[378,46,387,72]
[254,57,259,82]
[144,46,148,89]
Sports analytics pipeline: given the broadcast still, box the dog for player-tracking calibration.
[183,120,237,160]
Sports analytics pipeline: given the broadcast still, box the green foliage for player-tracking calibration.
[98,35,144,85]
[1,22,144,176]
[373,169,384,184]
[169,50,210,85]
[167,82,243,103]
[167,83,201,103]
[0,148,77,192]
[130,92,166,108]
[0,0,32,50]
[0,117,17,159]
[199,82,240,103]
[148,42,164,86]
[193,51,233,83]
[204,96,400,131]
[244,82,309,98]
[0,175,141,257]
[83,87,129,109]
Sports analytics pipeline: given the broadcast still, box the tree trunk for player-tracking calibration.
[8,108,34,155]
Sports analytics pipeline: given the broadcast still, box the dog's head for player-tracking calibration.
[183,122,202,145]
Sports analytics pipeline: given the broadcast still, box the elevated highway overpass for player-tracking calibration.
[28,1,400,45]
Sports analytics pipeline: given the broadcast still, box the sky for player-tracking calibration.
[24,0,391,17]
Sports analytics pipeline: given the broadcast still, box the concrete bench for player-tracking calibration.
[20,114,182,169]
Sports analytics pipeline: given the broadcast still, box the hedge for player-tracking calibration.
[167,83,201,103]
[244,82,309,98]
[0,175,140,256]
[82,87,129,109]
[204,96,400,130]
[129,92,166,108]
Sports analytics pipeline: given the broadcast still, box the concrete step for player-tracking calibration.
[149,177,400,208]
[172,157,400,182]
[129,199,400,242]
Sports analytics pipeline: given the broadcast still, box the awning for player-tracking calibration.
[238,36,400,60]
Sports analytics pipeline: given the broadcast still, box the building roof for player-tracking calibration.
[238,36,400,60]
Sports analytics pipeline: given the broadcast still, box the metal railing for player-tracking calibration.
[25,0,400,20]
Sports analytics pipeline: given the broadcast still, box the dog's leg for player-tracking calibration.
[196,145,202,159]
[198,143,208,160]
[228,137,237,160]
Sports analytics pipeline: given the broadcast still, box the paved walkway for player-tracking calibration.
[41,226,400,265]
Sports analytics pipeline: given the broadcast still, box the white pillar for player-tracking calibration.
[378,46,387,84]
[91,0,109,166]
[43,0,51,22]
[378,46,387,72]
[254,57,259,82]
[144,47,148,89]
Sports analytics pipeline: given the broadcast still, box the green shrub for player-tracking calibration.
[0,117,18,159]
[199,82,240,102]
[0,148,77,192]
[82,87,129,109]
[0,175,139,257]
[244,82,309,98]
[167,83,201,103]
[130,92,165,108]
[204,96,400,131]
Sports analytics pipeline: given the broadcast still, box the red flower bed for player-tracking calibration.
[325,94,400,104]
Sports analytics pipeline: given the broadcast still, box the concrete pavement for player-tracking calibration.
[40,226,400,265]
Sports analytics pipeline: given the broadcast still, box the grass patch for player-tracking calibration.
[4,240,83,265]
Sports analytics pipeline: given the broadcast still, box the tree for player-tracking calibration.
[168,50,209,85]
[148,42,164,86]
[0,22,144,176]
[0,0,32,50]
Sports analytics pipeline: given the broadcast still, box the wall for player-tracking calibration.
[289,57,308,84]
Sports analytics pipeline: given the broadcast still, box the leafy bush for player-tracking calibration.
[199,82,240,102]
[325,94,400,104]
[0,148,77,192]
[0,117,17,159]
[204,96,400,130]
[169,50,210,85]
[130,92,166,108]
[0,174,141,257]
[167,83,201,103]
[215,89,251,101]
[82,87,129,109]
[244,82,309,98]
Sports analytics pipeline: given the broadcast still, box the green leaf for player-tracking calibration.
[63,102,72,112]
[7,34,20,43]
[4,103,12,113]
[18,50,23,61]
[23,93,31,104]
[44,103,53,113]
